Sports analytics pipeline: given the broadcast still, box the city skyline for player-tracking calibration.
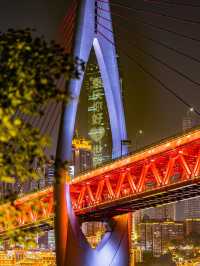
[1,1,200,266]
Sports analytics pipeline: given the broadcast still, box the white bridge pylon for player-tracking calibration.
[60,0,127,161]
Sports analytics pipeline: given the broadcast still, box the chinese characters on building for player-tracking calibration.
[86,64,112,167]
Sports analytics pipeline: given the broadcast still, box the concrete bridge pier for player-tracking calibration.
[64,184,130,266]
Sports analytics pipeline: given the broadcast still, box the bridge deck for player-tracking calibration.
[0,127,200,232]
[71,127,200,220]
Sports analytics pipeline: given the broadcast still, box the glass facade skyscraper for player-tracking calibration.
[175,113,200,220]
[138,221,184,257]
[141,204,176,221]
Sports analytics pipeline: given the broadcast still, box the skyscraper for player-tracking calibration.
[138,221,184,257]
[176,197,200,220]
[182,108,196,132]
[142,204,176,221]
[84,63,112,167]
[71,137,93,176]
[183,198,200,219]
[175,111,200,220]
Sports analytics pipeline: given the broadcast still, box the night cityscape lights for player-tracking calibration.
[1,0,200,264]
[0,250,55,265]
[85,63,112,167]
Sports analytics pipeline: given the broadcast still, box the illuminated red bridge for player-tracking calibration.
[1,127,200,232]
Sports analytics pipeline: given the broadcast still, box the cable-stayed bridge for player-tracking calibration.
[2,0,200,265]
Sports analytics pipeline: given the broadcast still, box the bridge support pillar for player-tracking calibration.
[61,0,127,161]
[64,184,130,266]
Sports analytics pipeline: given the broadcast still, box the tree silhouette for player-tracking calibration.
[0,29,83,252]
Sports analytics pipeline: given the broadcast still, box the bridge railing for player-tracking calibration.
[73,126,200,178]
[70,127,200,218]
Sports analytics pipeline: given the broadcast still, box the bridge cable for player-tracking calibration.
[62,7,77,43]
[57,0,78,52]
[140,0,200,8]
[58,0,78,40]
[42,82,64,136]
[39,102,58,136]
[96,3,200,43]
[99,0,200,8]
[28,105,43,127]
[18,77,63,142]
[61,17,76,52]
[61,0,78,26]
[97,20,200,65]
[97,30,200,116]
[97,18,200,88]
[47,103,62,139]
[31,105,47,129]
[43,103,61,153]
[37,79,64,137]
[97,1,200,25]
[22,5,75,132]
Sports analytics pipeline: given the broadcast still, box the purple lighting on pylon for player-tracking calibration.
[59,0,127,164]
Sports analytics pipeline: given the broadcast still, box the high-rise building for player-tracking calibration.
[139,221,153,252]
[142,204,176,221]
[182,109,196,132]
[84,63,112,167]
[182,116,195,131]
[129,247,143,266]
[38,232,49,249]
[183,198,200,219]
[45,159,55,186]
[70,137,93,177]
[175,112,200,221]
[131,211,142,243]
[138,221,184,257]
[48,230,55,250]
[185,218,200,235]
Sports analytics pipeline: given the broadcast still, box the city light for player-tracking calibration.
[1,0,200,264]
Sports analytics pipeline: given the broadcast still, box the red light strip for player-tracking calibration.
[72,128,200,185]
[1,128,200,232]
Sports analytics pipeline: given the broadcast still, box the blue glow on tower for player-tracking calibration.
[60,0,127,163]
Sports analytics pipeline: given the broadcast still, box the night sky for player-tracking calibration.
[1,0,200,152]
